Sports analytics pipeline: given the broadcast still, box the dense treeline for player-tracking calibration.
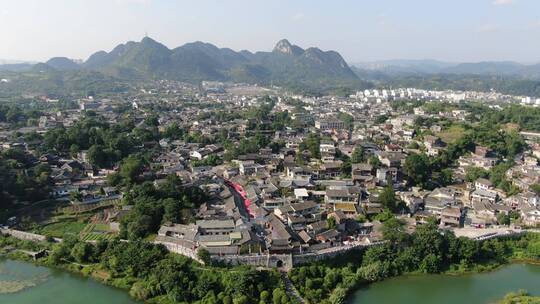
[405,133,474,190]
[289,219,540,304]
[27,233,290,304]
[0,103,43,126]
[43,112,143,168]
[117,174,207,240]
[0,69,129,98]
[0,148,53,217]
[465,103,540,132]
[2,223,539,304]
[403,102,528,191]
[497,290,540,304]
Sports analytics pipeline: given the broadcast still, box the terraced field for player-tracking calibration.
[62,199,121,215]
[80,223,117,241]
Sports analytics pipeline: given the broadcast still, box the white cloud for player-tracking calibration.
[376,13,393,28]
[476,24,499,33]
[493,0,514,6]
[376,13,387,25]
[292,12,305,21]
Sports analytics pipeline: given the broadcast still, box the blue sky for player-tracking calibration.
[1,0,540,63]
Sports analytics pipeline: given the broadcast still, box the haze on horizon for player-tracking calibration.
[1,0,540,64]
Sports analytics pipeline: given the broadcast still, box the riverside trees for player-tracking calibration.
[43,236,289,304]
[288,220,540,304]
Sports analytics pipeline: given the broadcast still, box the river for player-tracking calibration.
[0,259,139,304]
[349,263,540,304]
[1,258,538,304]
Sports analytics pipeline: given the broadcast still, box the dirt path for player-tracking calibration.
[280,271,305,304]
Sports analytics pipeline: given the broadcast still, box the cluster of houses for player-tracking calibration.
[151,90,540,257]
[351,87,532,105]
[2,80,540,259]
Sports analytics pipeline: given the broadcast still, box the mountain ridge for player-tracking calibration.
[352,59,540,79]
[44,37,359,88]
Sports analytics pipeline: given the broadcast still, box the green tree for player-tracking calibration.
[69,144,80,158]
[71,242,94,263]
[329,286,347,304]
[233,295,249,304]
[163,198,181,224]
[368,155,382,169]
[197,248,211,265]
[375,114,389,124]
[531,184,540,195]
[351,146,365,163]
[465,167,489,183]
[382,217,406,243]
[120,155,144,184]
[357,260,390,281]
[88,144,108,168]
[272,288,287,304]
[404,153,430,188]
[260,290,271,304]
[327,216,337,229]
[70,190,83,202]
[126,214,153,240]
[419,253,442,273]
[379,186,397,212]
[301,133,321,159]
[497,213,511,226]
[107,172,122,186]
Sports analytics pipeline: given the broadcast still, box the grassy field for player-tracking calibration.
[437,125,468,144]
[34,219,87,238]
[29,201,120,241]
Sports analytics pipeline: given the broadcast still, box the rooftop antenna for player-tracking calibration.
[145,31,148,38]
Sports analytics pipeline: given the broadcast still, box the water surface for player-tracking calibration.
[349,263,540,304]
[0,259,138,304]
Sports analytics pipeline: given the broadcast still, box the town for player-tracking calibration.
[4,1,540,303]
[1,80,539,271]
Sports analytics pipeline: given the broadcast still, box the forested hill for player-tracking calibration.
[0,37,367,94]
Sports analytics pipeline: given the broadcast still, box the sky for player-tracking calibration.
[1,0,540,63]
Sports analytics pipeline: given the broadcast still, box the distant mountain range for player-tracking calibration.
[352,59,540,79]
[0,37,360,90]
[2,39,540,96]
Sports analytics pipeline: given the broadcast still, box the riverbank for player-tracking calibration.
[0,234,118,290]
[1,246,132,296]
[288,224,540,304]
[2,246,205,304]
[2,227,539,304]
[497,290,540,304]
[0,233,293,304]
[0,259,139,304]
[348,263,540,304]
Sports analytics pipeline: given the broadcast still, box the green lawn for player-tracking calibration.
[93,223,111,232]
[34,219,87,238]
[437,125,468,144]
